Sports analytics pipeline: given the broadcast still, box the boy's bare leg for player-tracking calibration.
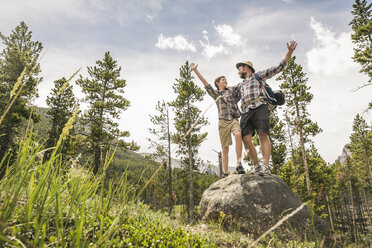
[234,131,242,164]
[222,146,229,174]
[242,134,259,165]
[258,132,271,165]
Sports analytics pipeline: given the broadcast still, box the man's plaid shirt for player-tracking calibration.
[205,84,241,120]
[233,60,287,113]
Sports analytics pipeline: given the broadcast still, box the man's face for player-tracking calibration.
[238,65,251,79]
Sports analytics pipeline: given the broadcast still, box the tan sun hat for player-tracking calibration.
[236,61,255,73]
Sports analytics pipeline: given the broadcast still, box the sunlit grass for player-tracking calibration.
[0,120,216,247]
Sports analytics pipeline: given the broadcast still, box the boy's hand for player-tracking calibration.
[190,63,198,70]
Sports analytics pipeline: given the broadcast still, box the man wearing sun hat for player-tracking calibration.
[234,41,297,176]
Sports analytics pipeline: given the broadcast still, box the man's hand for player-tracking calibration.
[287,40,297,52]
[190,63,198,70]
[283,40,297,62]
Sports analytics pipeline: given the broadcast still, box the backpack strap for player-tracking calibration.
[253,73,261,84]
[241,96,266,109]
[254,73,276,102]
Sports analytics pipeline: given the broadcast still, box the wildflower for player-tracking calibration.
[219,211,226,219]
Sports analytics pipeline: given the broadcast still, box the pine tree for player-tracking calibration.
[349,114,371,186]
[350,0,372,83]
[306,145,334,214]
[277,56,322,195]
[76,52,138,174]
[44,77,78,161]
[0,21,43,167]
[148,100,174,215]
[169,61,208,223]
[279,145,332,214]
[269,109,287,174]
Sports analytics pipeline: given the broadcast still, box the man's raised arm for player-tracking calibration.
[283,40,297,63]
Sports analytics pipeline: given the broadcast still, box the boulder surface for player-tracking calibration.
[199,174,330,244]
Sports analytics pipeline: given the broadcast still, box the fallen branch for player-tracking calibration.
[248,203,306,248]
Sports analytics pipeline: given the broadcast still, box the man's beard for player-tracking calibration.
[239,72,247,79]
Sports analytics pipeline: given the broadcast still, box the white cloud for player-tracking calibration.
[306,17,356,76]
[199,30,227,59]
[201,44,226,59]
[282,0,294,4]
[155,34,196,52]
[154,25,241,59]
[215,24,242,46]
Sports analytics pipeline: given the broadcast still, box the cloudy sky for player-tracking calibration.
[0,0,370,166]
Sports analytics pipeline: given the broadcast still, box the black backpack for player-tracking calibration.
[253,73,285,106]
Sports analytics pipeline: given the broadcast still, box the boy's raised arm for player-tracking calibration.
[191,63,209,87]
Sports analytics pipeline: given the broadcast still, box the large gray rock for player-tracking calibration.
[199,174,331,245]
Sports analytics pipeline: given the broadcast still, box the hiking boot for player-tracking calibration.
[222,173,229,178]
[252,164,261,175]
[259,164,271,176]
[236,163,245,174]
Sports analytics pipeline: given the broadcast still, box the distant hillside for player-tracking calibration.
[139,152,183,169]
[31,106,222,176]
[31,106,52,140]
[28,106,155,167]
[139,152,226,176]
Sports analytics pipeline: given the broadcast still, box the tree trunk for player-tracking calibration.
[167,108,173,216]
[334,199,345,244]
[326,194,336,242]
[287,125,296,165]
[285,113,298,179]
[295,104,311,195]
[188,133,194,223]
[187,101,194,223]
[299,131,311,195]
[93,145,100,174]
[346,157,358,245]
[361,186,372,226]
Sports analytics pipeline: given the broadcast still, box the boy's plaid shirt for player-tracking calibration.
[205,84,241,120]
[233,60,287,113]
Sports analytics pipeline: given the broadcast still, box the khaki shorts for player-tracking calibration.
[218,118,241,148]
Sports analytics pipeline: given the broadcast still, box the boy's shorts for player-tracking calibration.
[218,118,241,148]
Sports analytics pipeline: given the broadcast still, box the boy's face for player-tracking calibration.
[217,77,227,90]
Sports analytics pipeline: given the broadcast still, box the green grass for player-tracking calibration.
[0,130,215,247]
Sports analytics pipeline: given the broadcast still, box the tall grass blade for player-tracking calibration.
[9,67,27,99]
[57,67,81,96]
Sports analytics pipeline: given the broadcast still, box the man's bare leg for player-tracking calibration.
[242,134,259,165]
[258,132,271,165]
